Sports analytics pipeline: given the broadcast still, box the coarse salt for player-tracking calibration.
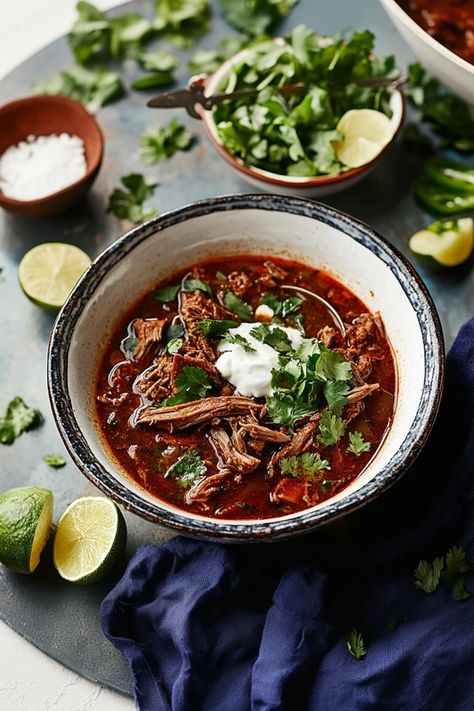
[0,133,87,201]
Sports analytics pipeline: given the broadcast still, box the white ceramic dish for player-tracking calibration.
[379,0,474,105]
[199,45,404,197]
[48,195,444,542]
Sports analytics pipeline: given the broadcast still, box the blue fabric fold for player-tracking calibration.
[101,319,474,711]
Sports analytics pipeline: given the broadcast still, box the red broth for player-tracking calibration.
[95,256,396,520]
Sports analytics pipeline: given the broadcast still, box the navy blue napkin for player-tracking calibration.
[101,319,474,711]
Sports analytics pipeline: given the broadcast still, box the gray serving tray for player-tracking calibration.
[0,0,472,697]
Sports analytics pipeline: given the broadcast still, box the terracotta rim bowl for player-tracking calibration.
[0,95,104,218]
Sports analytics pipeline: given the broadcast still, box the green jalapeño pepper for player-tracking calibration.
[424,157,474,194]
[414,182,474,216]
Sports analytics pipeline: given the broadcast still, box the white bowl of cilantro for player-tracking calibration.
[200,26,404,197]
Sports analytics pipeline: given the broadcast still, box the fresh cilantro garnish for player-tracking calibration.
[293,313,305,335]
[165,321,185,341]
[347,431,371,456]
[261,292,303,318]
[141,120,194,164]
[182,278,213,298]
[107,173,157,224]
[346,628,366,660]
[133,49,178,90]
[323,380,349,415]
[224,291,253,320]
[294,338,320,363]
[414,557,444,593]
[315,346,352,382]
[154,0,210,48]
[43,454,66,469]
[317,411,345,447]
[280,452,330,479]
[122,335,137,355]
[154,284,180,302]
[132,73,175,90]
[215,270,227,282]
[0,397,42,445]
[33,64,124,112]
[219,0,297,35]
[452,578,471,602]
[224,332,256,352]
[165,449,207,488]
[160,366,211,407]
[165,338,183,355]
[189,35,250,74]
[443,546,472,601]
[196,319,239,339]
[250,324,293,353]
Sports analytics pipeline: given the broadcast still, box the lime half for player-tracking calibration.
[53,497,127,585]
[409,217,474,268]
[0,487,53,574]
[18,242,91,310]
[333,109,394,168]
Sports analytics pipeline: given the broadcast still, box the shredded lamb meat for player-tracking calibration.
[226,271,251,297]
[179,291,235,362]
[268,420,320,476]
[317,325,338,348]
[345,312,385,359]
[271,478,315,507]
[135,355,174,403]
[208,428,260,474]
[133,318,167,360]
[257,260,288,288]
[347,383,379,403]
[171,353,224,389]
[185,472,230,505]
[136,396,265,430]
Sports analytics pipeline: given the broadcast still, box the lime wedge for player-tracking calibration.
[409,217,474,268]
[0,487,53,574]
[18,243,91,310]
[333,109,394,168]
[53,497,127,584]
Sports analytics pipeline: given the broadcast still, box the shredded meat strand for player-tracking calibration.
[317,325,338,348]
[238,422,291,444]
[136,355,173,403]
[179,291,235,362]
[268,420,319,477]
[133,318,167,360]
[136,396,265,430]
[208,428,260,474]
[227,271,252,297]
[185,471,231,504]
[347,383,380,403]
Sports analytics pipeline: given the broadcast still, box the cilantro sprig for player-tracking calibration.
[154,284,181,302]
[224,291,253,320]
[280,452,330,479]
[250,324,293,353]
[33,65,125,112]
[317,411,346,447]
[107,173,157,224]
[160,366,212,407]
[196,319,239,339]
[0,397,42,445]
[347,431,371,457]
[346,628,367,660]
[260,292,303,318]
[141,120,194,164]
[224,332,256,352]
[414,547,472,600]
[165,449,207,488]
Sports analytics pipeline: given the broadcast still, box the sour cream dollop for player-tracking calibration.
[215,322,302,398]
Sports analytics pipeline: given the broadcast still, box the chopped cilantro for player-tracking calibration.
[443,546,472,601]
[317,411,345,447]
[224,332,256,352]
[0,397,42,445]
[141,119,194,164]
[215,270,227,282]
[154,0,210,48]
[165,449,207,488]
[280,452,330,479]
[165,338,183,355]
[315,346,352,382]
[323,380,349,415]
[414,557,444,593]
[139,48,178,72]
[347,431,371,456]
[196,319,239,339]
[261,292,303,318]
[293,312,305,335]
[294,338,320,363]
[182,278,213,298]
[165,321,185,341]
[224,291,253,320]
[219,0,297,35]
[189,35,249,74]
[250,324,293,353]
[33,64,124,112]
[346,628,366,660]
[107,173,157,224]
[43,454,66,469]
[160,366,211,407]
[452,578,471,602]
[154,284,180,302]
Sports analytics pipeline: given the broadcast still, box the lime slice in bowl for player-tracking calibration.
[0,487,53,574]
[333,109,394,168]
[409,217,474,268]
[18,242,91,310]
[53,497,127,585]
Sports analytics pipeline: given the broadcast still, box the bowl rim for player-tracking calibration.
[199,42,405,188]
[0,94,104,208]
[47,194,445,542]
[379,0,474,76]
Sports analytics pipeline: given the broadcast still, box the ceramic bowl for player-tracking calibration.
[199,46,404,197]
[379,0,474,105]
[0,95,104,218]
[48,194,444,542]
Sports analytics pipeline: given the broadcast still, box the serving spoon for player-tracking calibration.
[281,284,346,336]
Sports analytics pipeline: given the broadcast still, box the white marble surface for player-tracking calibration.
[0,0,134,708]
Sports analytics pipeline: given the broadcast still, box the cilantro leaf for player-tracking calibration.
[165,338,183,355]
[265,391,315,428]
[139,48,178,72]
[414,557,444,593]
[294,338,320,363]
[260,292,303,318]
[183,278,213,298]
[43,454,66,469]
[154,0,210,48]
[33,64,124,112]
[293,313,305,335]
[443,546,472,601]
[141,120,194,164]
[122,335,137,355]
[153,284,180,302]
[224,291,253,320]
[224,332,256,352]
[346,628,366,660]
[196,319,239,339]
[107,173,157,224]
[160,366,211,406]
[250,324,293,353]
[0,397,42,445]
[452,578,471,602]
[219,0,298,35]
[280,452,330,479]
[347,431,371,456]
[323,380,349,415]
[165,449,207,488]
[189,35,250,74]
[315,346,352,382]
[317,411,345,447]
[165,321,185,342]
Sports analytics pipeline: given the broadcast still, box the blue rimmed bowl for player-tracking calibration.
[48,194,444,542]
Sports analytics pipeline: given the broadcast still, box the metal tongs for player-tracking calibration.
[147,75,407,120]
